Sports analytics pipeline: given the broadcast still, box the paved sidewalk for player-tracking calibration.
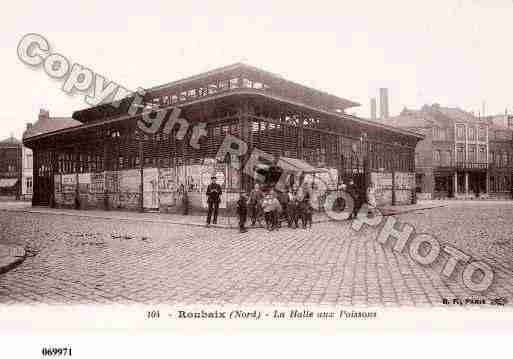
[0,201,446,229]
[0,244,26,275]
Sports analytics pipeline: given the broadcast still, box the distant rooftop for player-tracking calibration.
[374,104,485,130]
[0,135,21,146]
[23,109,82,139]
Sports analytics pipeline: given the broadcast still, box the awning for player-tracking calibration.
[0,178,18,188]
[277,157,328,174]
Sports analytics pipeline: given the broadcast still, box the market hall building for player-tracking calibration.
[23,63,423,212]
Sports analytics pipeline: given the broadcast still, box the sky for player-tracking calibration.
[1,0,512,140]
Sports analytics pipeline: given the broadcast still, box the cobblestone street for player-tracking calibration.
[0,201,512,306]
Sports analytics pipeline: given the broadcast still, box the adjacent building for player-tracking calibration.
[23,63,423,212]
[0,136,22,199]
[376,104,513,199]
[0,135,34,201]
[21,145,33,200]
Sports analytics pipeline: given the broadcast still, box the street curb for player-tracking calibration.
[1,206,334,230]
[378,204,448,217]
[0,207,235,230]
[379,204,447,217]
[0,204,446,231]
[0,245,26,275]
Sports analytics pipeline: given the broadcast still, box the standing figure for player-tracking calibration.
[277,189,289,228]
[287,190,300,228]
[299,197,313,228]
[271,190,283,230]
[236,192,248,233]
[206,176,222,226]
[248,183,264,226]
[262,192,275,231]
[367,181,377,211]
[347,179,359,219]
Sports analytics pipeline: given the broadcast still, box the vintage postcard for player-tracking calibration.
[1,0,512,356]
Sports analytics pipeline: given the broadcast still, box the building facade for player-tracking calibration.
[21,145,33,200]
[0,136,22,199]
[378,104,513,199]
[23,63,422,212]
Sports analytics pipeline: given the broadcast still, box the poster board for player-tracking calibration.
[90,172,105,193]
[78,173,91,194]
[120,169,140,193]
[105,171,119,193]
[159,168,178,207]
[61,174,76,193]
[54,174,61,194]
[143,168,159,209]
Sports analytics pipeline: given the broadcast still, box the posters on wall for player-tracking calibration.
[186,164,206,193]
[54,174,61,193]
[61,174,76,193]
[78,173,91,194]
[119,169,140,193]
[395,172,415,189]
[105,171,119,193]
[90,173,105,193]
[371,171,414,190]
[226,166,239,191]
[143,168,159,209]
[176,165,186,192]
[372,172,393,189]
[159,168,178,207]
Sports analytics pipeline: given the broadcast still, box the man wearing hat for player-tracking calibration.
[236,191,249,233]
[206,175,222,226]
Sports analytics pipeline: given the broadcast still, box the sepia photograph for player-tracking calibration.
[1,0,512,356]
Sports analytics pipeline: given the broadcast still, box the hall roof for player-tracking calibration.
[25,64,424,143]
[72,63,361,124]
[147,62,361,111]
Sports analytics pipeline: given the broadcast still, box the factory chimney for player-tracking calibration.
[379,88,389,119]
[370,98,377,120]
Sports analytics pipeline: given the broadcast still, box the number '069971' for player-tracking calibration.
[41,347,72,356]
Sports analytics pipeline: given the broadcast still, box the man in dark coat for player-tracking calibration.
[287,190,299,228]
[206,176,222,226]
[277,188,290,228]
[347,179,359,220]
[248,183,264,226]
[236,192,248,233]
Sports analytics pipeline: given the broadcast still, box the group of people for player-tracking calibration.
[205,174,377,232]
[236,184,313,233]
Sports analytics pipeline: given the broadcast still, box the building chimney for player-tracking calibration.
[370,98,377,120]
[39,108,49,122]
[379,88,389,119]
